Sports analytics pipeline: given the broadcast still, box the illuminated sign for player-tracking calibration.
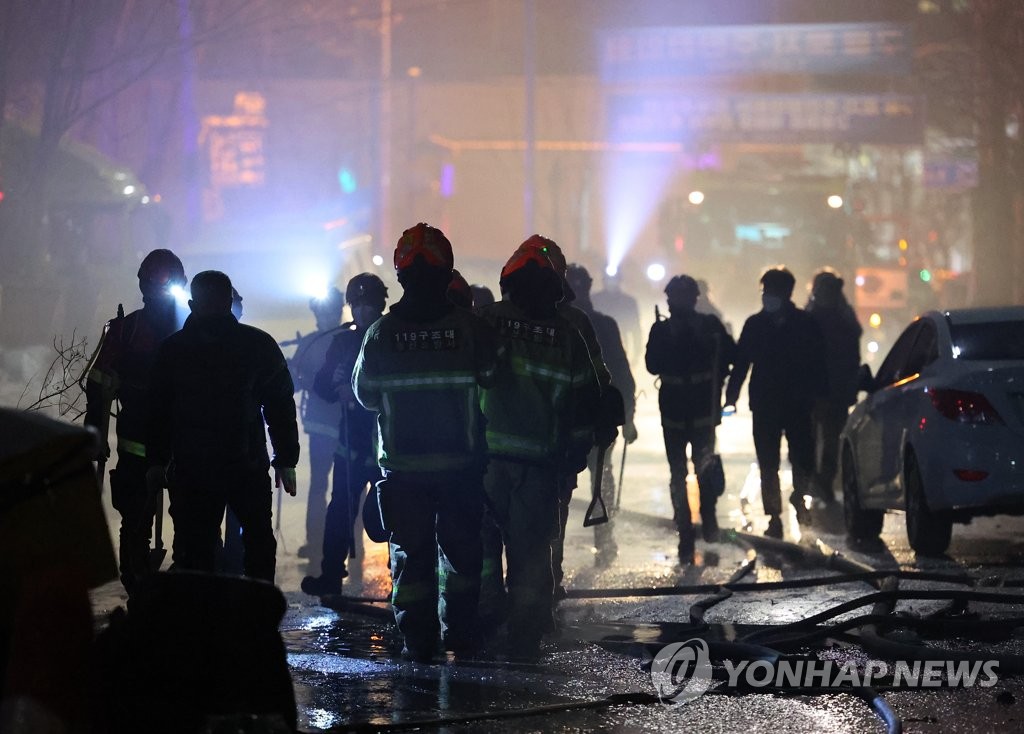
[855,268,909,310]
[600,23,912,78]
[607,93,924,145]
[200,92,268,188]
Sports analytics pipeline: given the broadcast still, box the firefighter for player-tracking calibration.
[477,247,598,656]
[593,271,642,362]
[84,248,187,594]
[645,275,735,560]
[290,288,346,564]
[724,267,828,539]
[804,269,862,506]
[515,237,617,599]
[352,223,498,663]
[564,263,637,567]
[146,270,299,582]
[301,273,389,596]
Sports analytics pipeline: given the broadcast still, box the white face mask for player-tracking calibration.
[762,294,783,313]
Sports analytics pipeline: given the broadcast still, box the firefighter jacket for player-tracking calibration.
[725,302,828,415]
[147,313,300,478]
[558,303,611,388]
[572,296,636,423]
[84,303,182,458]
[352,301,498,478]
[646,311,735,430]
[290,327,344,440]
[312,324,375,459]
[477,300,599,469]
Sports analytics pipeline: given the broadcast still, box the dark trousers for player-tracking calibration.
[304,433,336,552]
[318,451,379,582]
[219,508,245,575]
[379,473,484,653]
[752,408,815,518]
[662,425,718,531]
[169,468,276,583]
[481,460,560,646]
[109,452,160,590]
[813,401,848,502]
[551,474,576,590]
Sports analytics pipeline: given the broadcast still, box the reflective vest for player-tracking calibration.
[478,301,598,466]
[353,306,497,476]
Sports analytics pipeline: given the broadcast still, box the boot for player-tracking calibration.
[677,523,696,562]
[790,493,812,528]
[765,515,783,539]
[700,511,720,543]
[301,572,345,597]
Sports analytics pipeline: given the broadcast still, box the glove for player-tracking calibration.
[622,420,638,444]
[332,364,355,403]
[145,466,166,496]
[275,466,298,496]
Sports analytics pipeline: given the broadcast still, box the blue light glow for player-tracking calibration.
[338,168,357,194]
[603,152,676,274]
[169,284,189,307]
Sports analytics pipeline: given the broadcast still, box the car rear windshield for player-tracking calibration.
[950,320,1024,360]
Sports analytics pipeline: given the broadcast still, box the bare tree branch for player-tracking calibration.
[18,331,90,420]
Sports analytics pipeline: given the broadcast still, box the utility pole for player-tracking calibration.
[178,0,200,240]
[379,0,392,253]
[523,0,536,235]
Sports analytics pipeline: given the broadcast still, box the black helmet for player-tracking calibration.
[664,274,699,298]
[138,249,186,287]
[345,273,388,309]
[565,263,593,297]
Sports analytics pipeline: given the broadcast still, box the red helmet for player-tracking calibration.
[137,249,186,287]
[447,269,473,308]
[518,234,565,276]
[500,244,554,280]
[393,223,454,272]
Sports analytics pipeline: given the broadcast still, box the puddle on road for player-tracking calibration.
[283,611,624,731]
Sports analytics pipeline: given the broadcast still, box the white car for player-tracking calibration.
[841,307,1024,555]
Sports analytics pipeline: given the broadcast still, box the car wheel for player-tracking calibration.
[842,444,883,541]
[904,451,952,556]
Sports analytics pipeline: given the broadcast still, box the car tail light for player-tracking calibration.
[953,469,989,482]
[927,388,1005,425]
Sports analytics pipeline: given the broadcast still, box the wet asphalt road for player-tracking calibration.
[89,372,1024,732]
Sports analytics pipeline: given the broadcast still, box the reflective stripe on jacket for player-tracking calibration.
[353,305,497,476]
[478,301,599,466]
